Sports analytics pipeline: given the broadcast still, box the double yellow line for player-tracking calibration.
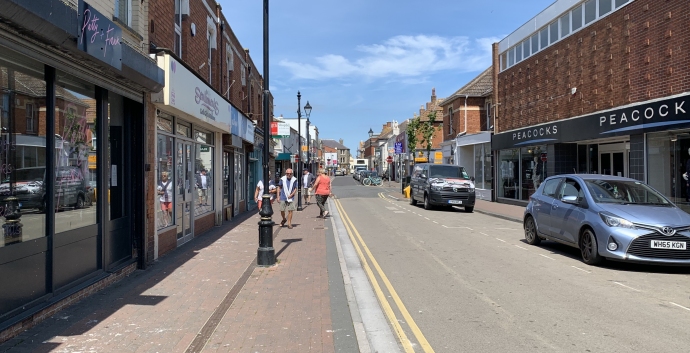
[332,197,435,353]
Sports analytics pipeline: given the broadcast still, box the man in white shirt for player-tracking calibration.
[195,169,211,206]
[302,169,315,205]
[277,168,297,229]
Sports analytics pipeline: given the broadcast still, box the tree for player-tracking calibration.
[418,111,441,159]
[406,115,420,162]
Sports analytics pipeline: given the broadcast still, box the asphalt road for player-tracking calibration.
[331,174,690,353]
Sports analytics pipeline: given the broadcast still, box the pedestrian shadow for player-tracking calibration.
[275,238,303,259]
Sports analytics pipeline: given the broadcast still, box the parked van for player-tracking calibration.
[409,163,476,212]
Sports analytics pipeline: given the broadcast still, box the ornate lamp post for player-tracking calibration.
[297,91,303,211]
[304,101,312,172]
[258,0,274,266]
[368,128,373,171]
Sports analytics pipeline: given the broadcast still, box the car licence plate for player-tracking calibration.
[448,200,463,204]
[650,240,686,250]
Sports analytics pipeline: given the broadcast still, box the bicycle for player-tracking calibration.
[363,176,383,186]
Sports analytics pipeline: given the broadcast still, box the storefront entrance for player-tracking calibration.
[176,141,193,245]
[599,143,628,177]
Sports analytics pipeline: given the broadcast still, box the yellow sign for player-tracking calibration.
[88,155,97,168]
[301,145,308,152]
[414,157,428,162]
[434,151,443,164]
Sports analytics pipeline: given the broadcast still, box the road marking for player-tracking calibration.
[571,266,591,274]
[669,302,690,312]
[432,221,438,224]
[334,198,435,353]
[496,238,506,243]
[442,225,473,230]
[613,282,641,292]
[514,245,528,250]
[394,211,406,214]
[424,217,430,220]
[495,227,517,230]
[386,207,398,210]
[479,232,489,237]
[539,254,555,260]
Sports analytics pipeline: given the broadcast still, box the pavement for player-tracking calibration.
[0,180,524,353]
[376,181,525,223]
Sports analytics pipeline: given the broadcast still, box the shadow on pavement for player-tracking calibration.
[275,238,303,259]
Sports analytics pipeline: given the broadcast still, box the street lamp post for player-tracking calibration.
[297,91,303,211]
[304,101,312,173]
[257,0,275,266]
[368,128,373,171]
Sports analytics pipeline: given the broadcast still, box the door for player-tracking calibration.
[533,177,563,237]
[176,141,193,245]
[599,143,628,177]
[550,178,586,244]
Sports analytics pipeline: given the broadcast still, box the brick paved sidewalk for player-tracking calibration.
[0,203,339,353]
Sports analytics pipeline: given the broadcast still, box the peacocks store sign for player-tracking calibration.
[493,93,690,150]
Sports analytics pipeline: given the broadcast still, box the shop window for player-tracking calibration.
[195,144,214,213]
[177,122,191,138]
[572,5,583,31]
[157,135,174,229]
[499,149,519,199]
[474,144,484,189]
[55,72,97,234]
[157,116,173,133]
[0,54,46,247]
[223,151,230,205]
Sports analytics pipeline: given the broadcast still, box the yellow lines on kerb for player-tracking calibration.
[378,192,386,199]
[333,197,435,353]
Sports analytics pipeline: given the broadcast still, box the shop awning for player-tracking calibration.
[276,153,292,161]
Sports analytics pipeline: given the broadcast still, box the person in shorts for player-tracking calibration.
[302,169,315,205]
[157,172,173,226]
[277,168,298,229]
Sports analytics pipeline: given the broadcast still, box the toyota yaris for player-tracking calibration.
[524,174,690,266]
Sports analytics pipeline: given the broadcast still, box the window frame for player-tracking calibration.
[541,178,563,199]
[25,102,35,133]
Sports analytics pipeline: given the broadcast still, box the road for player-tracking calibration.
[331,174,690,353]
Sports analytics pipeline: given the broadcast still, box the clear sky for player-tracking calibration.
[219,0,556,152]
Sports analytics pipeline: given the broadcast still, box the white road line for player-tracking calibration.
[514,245,528,250]
[442,226,473,230]
[496,238,506,243]
[496,228,517,230]
[386,207,398,210]
[539,254,555,260]
[669,302,690,312]
[479,232,489,236]
[432,221,438,224]
[424,217,430,220]
[394,211,406,213]
[613,282,641,292]
[571,266,591,274]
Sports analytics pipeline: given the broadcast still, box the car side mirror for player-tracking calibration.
[561,195,579,205]
[421,174,427,179]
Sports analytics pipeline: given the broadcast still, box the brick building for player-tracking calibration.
[439,67,494,199]
[409,88,445,164]
[492,0,690,206]
[148,0,269,258]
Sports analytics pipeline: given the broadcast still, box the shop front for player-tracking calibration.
[493,93,690,206]
[0,0,163,332]
[454,132,492,200]
[152,53,254,256]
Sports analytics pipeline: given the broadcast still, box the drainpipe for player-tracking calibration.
[454,95,469,166]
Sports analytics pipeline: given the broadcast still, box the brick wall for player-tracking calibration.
[145,93,157,263]
[441,97,489,141]
[194,213,215,237]
[496,0,690,133]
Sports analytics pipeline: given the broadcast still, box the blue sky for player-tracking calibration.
[220,0,556,152]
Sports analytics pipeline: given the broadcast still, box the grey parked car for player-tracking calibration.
[524,174,690,266]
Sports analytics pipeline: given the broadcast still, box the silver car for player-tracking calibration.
[524,174,690,266]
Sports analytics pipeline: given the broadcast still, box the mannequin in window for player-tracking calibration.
[532,156,542,190]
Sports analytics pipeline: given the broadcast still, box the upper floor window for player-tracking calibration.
[226,44,234,99]
[25,103,35,133]
[174,0,182,57]
[206,17,217,85]
[115,0,132,27]
[448,107,454,135]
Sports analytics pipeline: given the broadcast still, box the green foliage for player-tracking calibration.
[419,111,440,158]
[406,116,420,157]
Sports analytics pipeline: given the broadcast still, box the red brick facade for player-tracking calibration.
[495,0,690,133]
[440,97,488,142]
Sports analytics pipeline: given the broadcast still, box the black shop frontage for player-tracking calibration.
[0,0,163,335]
[492,93,690,207]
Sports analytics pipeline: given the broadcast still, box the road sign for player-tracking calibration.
[394,142,403,154]
[386,156,393,164]
[540,153,547,162]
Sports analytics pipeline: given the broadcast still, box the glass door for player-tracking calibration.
[599,146,628,177]
[176,141,193,245]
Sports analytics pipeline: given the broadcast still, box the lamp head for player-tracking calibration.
[368,128,374,138]
[304,101,312,118]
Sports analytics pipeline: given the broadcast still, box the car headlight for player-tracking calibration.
[599,213,636,229]
[431,185,442,191]
[469,187,475,193]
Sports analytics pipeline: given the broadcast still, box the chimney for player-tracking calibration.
[339,138,343,145]
[431,87,436,104]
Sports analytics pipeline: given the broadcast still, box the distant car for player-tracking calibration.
[334,169,344,176]
[524,174,690,266]
[354,168,366,180]
[3,166,90,212]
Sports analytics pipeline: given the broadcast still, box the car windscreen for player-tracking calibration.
[584,179,670,205]
[428,165,470,179]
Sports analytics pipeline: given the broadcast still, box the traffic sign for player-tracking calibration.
[540,153,547,162]
[394,142,403,154]
[386,156,393,164]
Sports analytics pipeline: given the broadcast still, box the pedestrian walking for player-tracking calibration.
[157,171,173,226]
[254,171,275,209]
[312,168,332,218]
[302,168,315,205]
[277,168,298,229]
[195,169,211,206]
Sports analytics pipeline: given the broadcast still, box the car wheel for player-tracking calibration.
[409,192,417,206]
[423,194,432,210]
[76,195,85,209]
[579,228,602,265]
[524,216,541,245]
[464,206,474,213]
